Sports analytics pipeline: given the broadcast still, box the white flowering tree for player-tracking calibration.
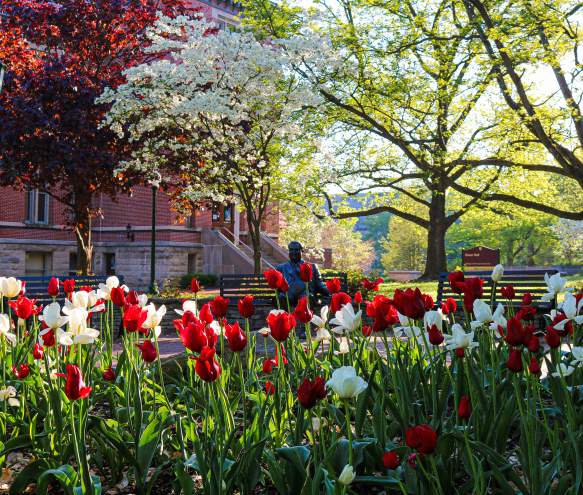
[99,15,320,273]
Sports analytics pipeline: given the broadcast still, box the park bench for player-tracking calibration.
[14,275,118,303]
[219,271,348,305]
[436,269,559,326]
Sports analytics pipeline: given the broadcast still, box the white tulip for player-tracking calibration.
[39,302,69,330]
[470,299,493,329]
[138,294,149,307]
[571,347,583,366]
[330,303,362,335]
[0,277,22,298]
[338,465,355,485]
[0,386,19,407]
[310,306,329,328]
[491,264,504,283]
[541,272,568,302]
[98,275,121,299]
[60,307,99,345]
[143,303,166,330]
[444,324,479,351]
[489,303,507,333]
[554,293,583,331]
[326,366,368,399]
[258,327,271,337]
[0,314,16,346]
[552,363,575,378]
[175,300,197,316]
[334,337,350,355]
[424,310,444,331]
[314,327,331,343]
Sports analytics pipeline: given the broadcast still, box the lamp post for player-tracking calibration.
[149,172,161,295]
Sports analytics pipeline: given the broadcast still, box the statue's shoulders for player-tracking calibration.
[275,262,290,271]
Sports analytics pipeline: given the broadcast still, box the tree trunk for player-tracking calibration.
[74,204,93,275]
[245,211,262,275]
[420,190,448,280]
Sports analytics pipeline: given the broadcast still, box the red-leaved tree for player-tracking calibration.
[0,0,187,274]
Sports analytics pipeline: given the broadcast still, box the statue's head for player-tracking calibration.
[288,241,303,264]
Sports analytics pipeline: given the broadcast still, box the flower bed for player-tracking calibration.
[0,266,581,494]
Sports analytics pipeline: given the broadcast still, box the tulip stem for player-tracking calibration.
[344,399,353,466]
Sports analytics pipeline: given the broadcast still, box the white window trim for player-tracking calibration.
[25,189,49,225]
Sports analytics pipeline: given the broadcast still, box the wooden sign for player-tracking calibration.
[462,246,500,268]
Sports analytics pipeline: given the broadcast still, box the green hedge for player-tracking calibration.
[178,273,218,289]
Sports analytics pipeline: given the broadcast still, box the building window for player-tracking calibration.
[104,253,116,276]
[69,252,78,274]
[212,208,221,223]
[224,204,233,223]
[25,252,53,276]
[25,189,49,224]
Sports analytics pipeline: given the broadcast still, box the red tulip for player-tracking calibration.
[103,366,116,382]
[362,277,383,291]
[264,269,284,290]
[199,303,214,324]
[526,335,540,353]
[195,346,221,382]
[297,376,327,409]
[13,363,30,379]
[506,348,523,372]
[455,348,465,358]
[366,295,398,332]
[545,327,562,348]
[126,290,140,306]
[63,279,75,294]
[123,305,148,333]
[330,292,351,314]
[210,296,229,318]
[501,285,515,299]
[47,277,60,297]
[293,297,314,324]
[191,278,201,293]
[504,317,525,346]
[516,305,537,322]
[354,291,363,305]
[299,263,313,283]
[267,311,296,342]
[550,313,572,336]
[137,340,158,363]
[528,357,541,375]
[41,328,56,347]
[457,395,471,419]
[448,271,465,294]
[237,295,255,319]
[405,424,437,454]
[462,277,484,312]
[9,296,40,320]
[33,342,44,360]
[278,278,289,293]
[393,288,426,320]
[428,325,444,346]
[110,287,126,307]
[265,380,276,395]
[383,451,400,469]
[57,364,92,400]
[441,297,457,315]
[522,292,533,306]
[178,318,210,353]
[263,358,276,373]
[362,325,373,336]
[225,322,247,352]
[325,277,342,294]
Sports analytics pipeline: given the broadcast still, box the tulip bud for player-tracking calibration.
[265,380,275,395]
[506,348,523,372]
[299,263,313,282]
[383,451,400,469]
[47,277,60,297]
[528,357,541,375]
[190,278,201,293]
[103,366,116,382]
[491,264,504,283]
[457,395,471,419]
[32,343,44,360]
[338,465,355,485]
[354,291,363,304]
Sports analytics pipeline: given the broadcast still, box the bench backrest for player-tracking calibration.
[15,275,118,302]
[220,271,348,302]
[436,269,558,305]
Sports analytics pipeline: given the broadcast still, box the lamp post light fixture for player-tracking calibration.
[149,172,161,295]
[0,60,5,94]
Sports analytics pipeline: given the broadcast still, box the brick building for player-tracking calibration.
[0,0,291,289]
